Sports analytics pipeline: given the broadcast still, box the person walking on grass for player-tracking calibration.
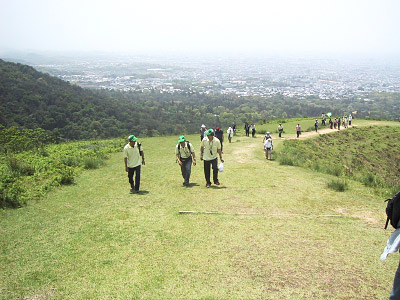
[314,119,319,132]
[296,123,301,138]
[338,118,341,130]
[124,135,145,193]
[215,126,224,153]
[200,124,207,142]
[227,126,233,143]
[175,136,196,187]
[278,123,283,138]
[349,114,353,126]
[251,123,256,137]
[264,136,273,160]
[200,129,224,188]
[244,122,250,137]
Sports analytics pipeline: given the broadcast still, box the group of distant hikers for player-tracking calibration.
[124,114,358,192]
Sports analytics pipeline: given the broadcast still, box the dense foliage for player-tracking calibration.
[277,126,400,196]
[1,59,400,141]
[0,126,124,208]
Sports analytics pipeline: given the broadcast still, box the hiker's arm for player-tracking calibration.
[217,149,224,163]
[200,146,204,161]
[176,154,183,166]
[140,151,145,165]
[124,157,128,172]
[191,152,196,166]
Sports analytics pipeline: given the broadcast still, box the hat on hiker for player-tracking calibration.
[216,127,220,130]
[128,134,138,142]
[205,128,214,135]
[201,124,206,128]
[267,131,270,135]
[178,135,185,143]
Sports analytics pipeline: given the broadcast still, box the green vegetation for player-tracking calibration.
[2,59,400,142]
[278,125,400,196]
[0,126,124,208]
[0,128,396,299]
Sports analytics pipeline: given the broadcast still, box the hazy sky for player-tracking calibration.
[1,0,399,57]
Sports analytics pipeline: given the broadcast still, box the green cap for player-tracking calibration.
[128,135,138,142]
[178,135,185,143]
[205,128,214,135]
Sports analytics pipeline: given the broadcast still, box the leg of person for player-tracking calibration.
[134,165,141,192]
[128,168,135,190]
[211,158,219,184]
[184,157,192,185]
[204,160,211,186]
[220,141,223,153]
[390,261,400,299]
[180,159,187,184]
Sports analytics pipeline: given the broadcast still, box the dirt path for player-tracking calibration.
[285,125,354,140]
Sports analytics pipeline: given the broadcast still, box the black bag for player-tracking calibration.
[385,191,400,229]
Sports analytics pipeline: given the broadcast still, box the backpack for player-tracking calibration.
[385,191,400,229]
[178,141,192,153]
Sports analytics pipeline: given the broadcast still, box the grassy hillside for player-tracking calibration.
[0,122,398,299]
[277,124,400,196]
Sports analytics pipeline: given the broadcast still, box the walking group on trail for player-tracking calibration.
[123,114,355,192]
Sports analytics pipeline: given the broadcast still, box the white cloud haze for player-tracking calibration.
[1,0,399,57]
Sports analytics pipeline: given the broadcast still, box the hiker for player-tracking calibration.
[381,191,400,299]
[250,123,256,137]
[264,136,273,160]
[215,127,224,152]
[200,129,224,188]
[296,124,301,138]
[329,118,333,129]
[334,118,338,129]
[349,114,353,126]
[314,119,319,132]
[338,118,341,130]
[123,135,145,193]
[278,123,283,138]
[232,124,236,135]
[263,131,271,143]
[343,116,348,128]
[227,126,233,143]
[244,122,250,137]
[175,135,196,186]
[200,124,207,142]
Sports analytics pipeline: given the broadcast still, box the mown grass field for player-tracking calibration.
[1,119,399,299]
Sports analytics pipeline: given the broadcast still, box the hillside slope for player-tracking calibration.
[0,122,396,299]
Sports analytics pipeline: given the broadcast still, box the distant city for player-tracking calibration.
[7,53,400,100]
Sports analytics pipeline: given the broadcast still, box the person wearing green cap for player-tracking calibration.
[123,135,145,193]
[175,136,196,186]
[200,128,224,188]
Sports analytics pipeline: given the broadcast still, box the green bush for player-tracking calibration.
[83,157,104,170]
[327,179,348,192]
[279,155,294,166]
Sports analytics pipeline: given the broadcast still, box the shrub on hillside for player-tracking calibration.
[327,179,348,192]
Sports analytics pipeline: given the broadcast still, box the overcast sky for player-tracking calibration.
[1,0,399,57]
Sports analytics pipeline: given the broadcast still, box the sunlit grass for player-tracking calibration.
[0,124,397,299]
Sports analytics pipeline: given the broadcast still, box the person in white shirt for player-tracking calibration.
[123,134,145,193]
[200,129,224,188]
[175,135,196,186]
[227,126,233,143]
[264,137,273,160]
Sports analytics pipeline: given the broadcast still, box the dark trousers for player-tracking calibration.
[180,157,192,184]
[391,261,400,299]
[252,129,255,137]
[279,130,283,137]
[204,158,218,184]
[128,165,141,191]
[297,131,300,138]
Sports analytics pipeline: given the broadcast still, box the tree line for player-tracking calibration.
[1,59,399,141]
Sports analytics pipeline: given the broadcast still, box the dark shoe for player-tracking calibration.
[206,183,211,188]
[214,181,220,186]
